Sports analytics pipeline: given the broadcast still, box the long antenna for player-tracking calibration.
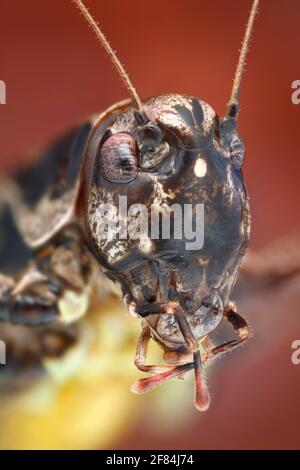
[227,0,260,119]
[73,0,143,111]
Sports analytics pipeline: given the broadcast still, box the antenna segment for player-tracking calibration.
[73,0,143,111]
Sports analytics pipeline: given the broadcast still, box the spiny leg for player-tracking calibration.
[133,300,212,410]
[132,322,190,394]
[131,360,194,394]
[201,335,215,351]
[175,309,199,353]
[133,303,250,410]
[133,323,175,374]
[132,350,210,412]
[193,350,210,411]
[203,303,252,363]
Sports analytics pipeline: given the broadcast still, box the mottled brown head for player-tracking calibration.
[74,0,259,411]
[85,93,250,345]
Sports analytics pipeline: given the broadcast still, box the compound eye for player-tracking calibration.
[99,133,138,183]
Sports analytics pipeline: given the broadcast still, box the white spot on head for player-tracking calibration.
[194,158,207,178]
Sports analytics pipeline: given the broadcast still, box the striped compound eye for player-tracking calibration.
[99,133,138,183]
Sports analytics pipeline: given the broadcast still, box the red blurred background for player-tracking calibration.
[1,0,300,450]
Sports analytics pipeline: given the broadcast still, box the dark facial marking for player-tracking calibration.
[174,105,196,127]
[191,99,204,125]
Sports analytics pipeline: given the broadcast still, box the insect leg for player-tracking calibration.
[193,350,210,411]
[203,303,252,363]
[132,325,192,394]
[134,322,175,374]
[132,350,210,411]
[175,309,199,353]
[131,361,194,394]
[0,236,93,326]
[201,335,215,350]
[133,319,210,410]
